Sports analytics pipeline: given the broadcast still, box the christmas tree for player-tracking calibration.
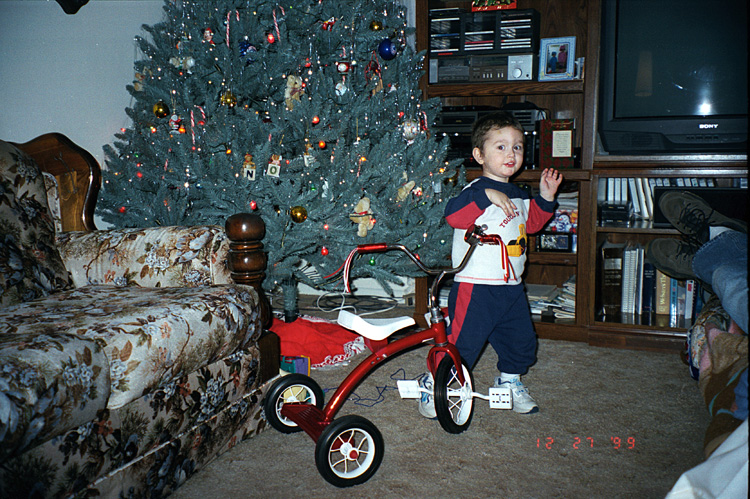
[99,0,462,310]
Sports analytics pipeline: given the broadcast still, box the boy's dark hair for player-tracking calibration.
[471,111,525,151]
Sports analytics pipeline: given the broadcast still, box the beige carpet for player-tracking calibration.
[171,337,710,498]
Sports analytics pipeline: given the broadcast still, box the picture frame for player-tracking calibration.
[539,36,576,81]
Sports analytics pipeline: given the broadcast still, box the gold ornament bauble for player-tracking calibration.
[370,20,383,31]
[220,90,237,107]
[153,101,170,118]
[290,205,308,223]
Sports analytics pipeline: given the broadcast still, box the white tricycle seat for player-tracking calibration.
[337,309,416,341]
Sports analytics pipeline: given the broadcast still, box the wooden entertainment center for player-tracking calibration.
[413,0,747,352]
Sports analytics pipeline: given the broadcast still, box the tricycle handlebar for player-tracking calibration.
[343,225,502,300]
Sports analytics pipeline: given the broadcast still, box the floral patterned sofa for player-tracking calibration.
[0,134,279,498]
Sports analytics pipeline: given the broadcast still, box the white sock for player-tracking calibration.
[500,372,520,383]
[709,226,730,240]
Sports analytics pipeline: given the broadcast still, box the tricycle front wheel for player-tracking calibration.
[434,355,474,434]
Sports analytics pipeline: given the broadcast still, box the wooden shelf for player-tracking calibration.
[596,221,679,234]
[426,80,584,98]
[415,0,746,353]
[528,252,577,265]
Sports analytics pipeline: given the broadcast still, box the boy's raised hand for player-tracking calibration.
[485,188,517,217]
[539,168,563,202]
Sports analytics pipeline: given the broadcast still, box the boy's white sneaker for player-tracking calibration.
[495,375,539,414]
[418,372,437,419]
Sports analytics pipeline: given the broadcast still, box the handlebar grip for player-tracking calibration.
[357,243,389,253]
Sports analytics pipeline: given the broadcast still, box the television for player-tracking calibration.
[598,0,748,155]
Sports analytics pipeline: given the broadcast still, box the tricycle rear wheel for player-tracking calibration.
[263,374,324,433]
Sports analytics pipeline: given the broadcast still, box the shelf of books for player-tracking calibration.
[593,173,747,334]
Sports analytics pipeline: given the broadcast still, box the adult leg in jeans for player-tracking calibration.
[692,230,748,333]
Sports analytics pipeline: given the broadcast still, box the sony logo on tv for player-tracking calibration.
[699,123,719,129]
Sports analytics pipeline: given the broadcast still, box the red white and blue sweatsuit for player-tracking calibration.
[444,176,556,374]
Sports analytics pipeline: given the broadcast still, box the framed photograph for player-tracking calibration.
[539,37,576,81]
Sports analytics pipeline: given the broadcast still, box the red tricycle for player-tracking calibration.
[262,225,513,487]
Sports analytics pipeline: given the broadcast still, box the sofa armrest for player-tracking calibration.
[56,225,233,288]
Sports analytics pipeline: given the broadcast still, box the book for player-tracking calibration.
[634,178,649,219]
[684,279,695,321]
[628,178,642,218]
[634,244,645,314]
[641,261,656,314]
[621,243,640,315]
[655,270,670,315]
[600,240,626,317]
[597,177,607,204]
[640,178,654,219]
[669,278,680,328]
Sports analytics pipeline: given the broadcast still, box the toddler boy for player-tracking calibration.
[420,111,562,416]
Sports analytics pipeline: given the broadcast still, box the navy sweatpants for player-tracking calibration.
[447,281,537,375]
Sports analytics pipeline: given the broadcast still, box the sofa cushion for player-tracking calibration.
[0,283,261,410]
[0,140,73,308]
[56,224,233,289]
[0,332,110,463]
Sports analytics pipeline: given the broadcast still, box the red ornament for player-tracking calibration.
[323,223,329,230]
[321,246,329,256]
[318,141,326,149]
[267,33,275,43]
[136,171,143,178]
[119,206,126,213]
[250,200,258,210]
[312,115,320,125]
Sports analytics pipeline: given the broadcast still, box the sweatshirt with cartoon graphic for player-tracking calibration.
[445,176,556,285]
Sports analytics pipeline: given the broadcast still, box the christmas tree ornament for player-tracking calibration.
[321,246,329,256]
[378,38,398,60]
[289,205,308,223]
[266,32,276,44]
[370,20,384,31]
[349,197,375,237]
[336,61,351,73]
[321,17,336,30]
[311,115,320,125]
[318,140,326,149]
[335,81,348,97]
[168,114,182,134]
[369,256,376,266]
[133,70,148,91]
[153,101,170,118]
[119,206,127,214]
[303,143,315,167]
[238,37,257,65]
[242,154,257,180]
[249,200,258,210]
[169,56,195,73]
[402,119,420,141]
[284,75,304,109]
[267,154,282,177]
[220,90,237,107]
[202,27,215,44]
[396,180,416,202]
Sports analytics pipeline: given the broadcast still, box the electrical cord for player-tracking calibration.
[314,292,399,317]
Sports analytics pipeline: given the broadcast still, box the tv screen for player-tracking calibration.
[599,0,748,154]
